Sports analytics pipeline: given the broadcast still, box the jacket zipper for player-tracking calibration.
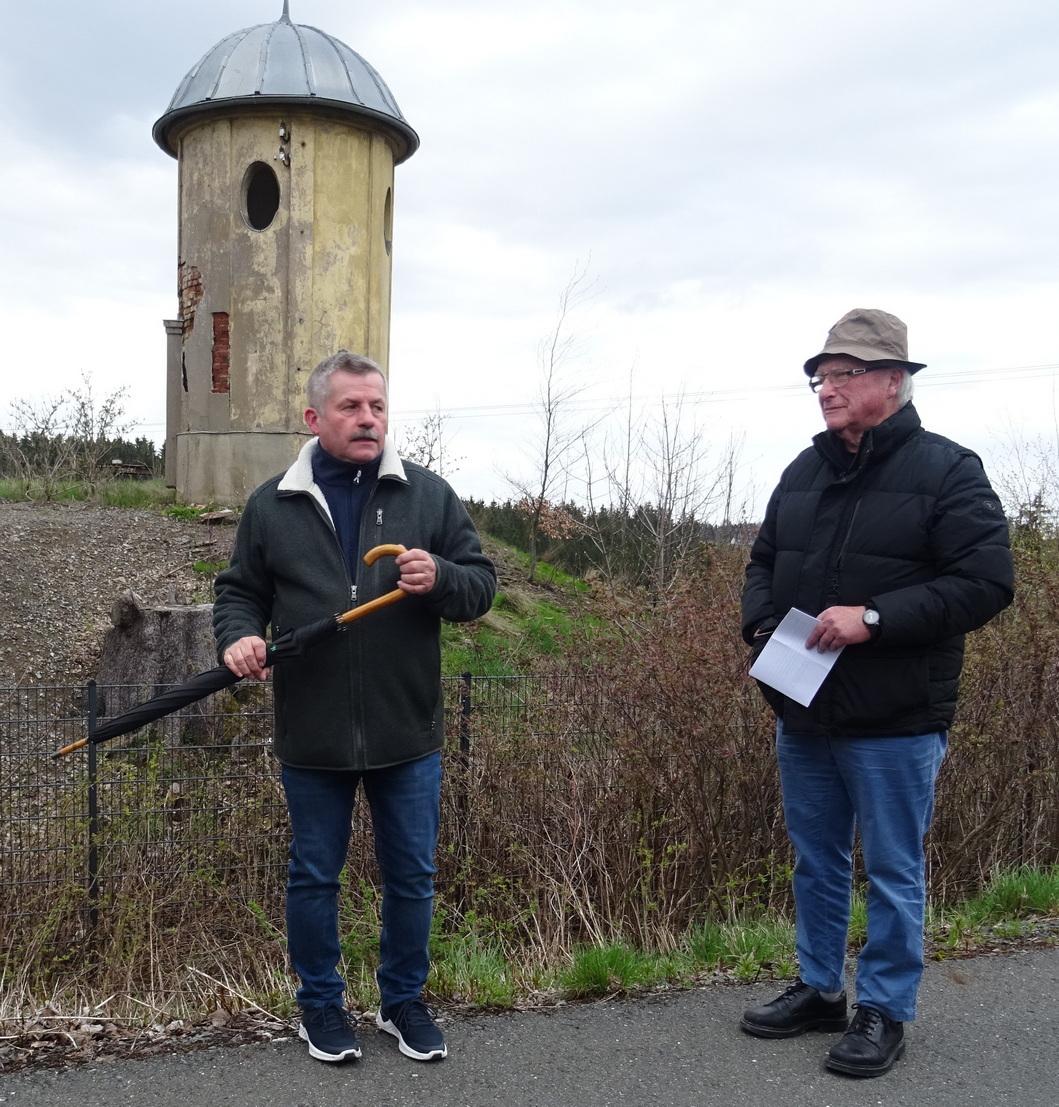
[825,497,862,606]
[822,438,873,608]
[345,488,389,769]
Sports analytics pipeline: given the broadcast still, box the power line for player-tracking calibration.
[389,362,1059,424]
[125,362,1059,434]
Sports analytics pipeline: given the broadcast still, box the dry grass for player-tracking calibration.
[2,533,1057,1040]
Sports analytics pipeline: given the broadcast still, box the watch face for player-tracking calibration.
[863,609,880,626]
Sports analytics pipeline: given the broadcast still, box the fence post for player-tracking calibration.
[86,680,100,932]
[456,671,472,908]
[459,671,472,799]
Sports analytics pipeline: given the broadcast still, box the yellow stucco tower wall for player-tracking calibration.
[154,10,417,504]
[168,113,397,503]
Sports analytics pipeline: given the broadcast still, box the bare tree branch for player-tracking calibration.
[396,405,464,478]
[505,262,598,581]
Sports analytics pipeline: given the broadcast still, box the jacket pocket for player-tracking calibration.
[833,651,931,731]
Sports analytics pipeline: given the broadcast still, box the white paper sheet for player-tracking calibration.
[748,608,843,708]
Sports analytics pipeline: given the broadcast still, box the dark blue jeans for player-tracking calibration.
[777,724,947,1022]
[280,752,442,1011]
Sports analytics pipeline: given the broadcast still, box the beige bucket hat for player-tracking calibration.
[804,308,927,376]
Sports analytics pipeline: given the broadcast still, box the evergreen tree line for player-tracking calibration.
[0,373,162,486]
[0,428,162,481]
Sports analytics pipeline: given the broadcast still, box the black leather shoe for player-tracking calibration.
[825,1005,905,1077]
[740,980,848,1039]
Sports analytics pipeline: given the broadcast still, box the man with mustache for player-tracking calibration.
[739,310,1013,1076]
[214,351,496,1066]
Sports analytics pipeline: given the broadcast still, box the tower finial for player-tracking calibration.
[281,2,291,22]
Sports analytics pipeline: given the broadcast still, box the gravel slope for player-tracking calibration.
[0,501,235,685]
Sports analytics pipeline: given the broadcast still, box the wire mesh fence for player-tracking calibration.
[1,673,781,982]
[0,681,284,948]
[4,670,1059,982]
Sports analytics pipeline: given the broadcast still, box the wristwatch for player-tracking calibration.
[862,608,881,636]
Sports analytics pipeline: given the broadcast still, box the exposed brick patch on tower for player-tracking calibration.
[211,313,231,394]
[179,261,204,338]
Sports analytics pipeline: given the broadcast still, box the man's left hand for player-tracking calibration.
[806,606,873,652]
[395,548,437,594]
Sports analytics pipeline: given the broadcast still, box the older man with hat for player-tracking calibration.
[739,309,1013,1076]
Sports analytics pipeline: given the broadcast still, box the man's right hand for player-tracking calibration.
[223,636,271,681]
[806,606,872,652]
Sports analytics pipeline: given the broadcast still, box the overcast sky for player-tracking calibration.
[2,0,1057,514]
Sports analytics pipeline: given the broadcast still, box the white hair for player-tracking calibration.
[306,351,386,410]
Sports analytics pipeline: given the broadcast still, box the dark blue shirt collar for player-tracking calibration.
[312,445,382,488]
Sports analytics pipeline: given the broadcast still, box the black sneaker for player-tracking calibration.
[376,997,447,1061]
[298,1004,362,1062]
[825,1004,905,1077]
[740,979,849,1039]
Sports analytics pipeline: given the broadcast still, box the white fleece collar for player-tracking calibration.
[278,437,407,494]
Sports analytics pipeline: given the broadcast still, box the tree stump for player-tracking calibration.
[95,590,225,746]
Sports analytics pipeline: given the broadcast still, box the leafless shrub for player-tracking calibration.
[2,526,1057,1019]
[0,372,134,497]
[931,520,1059,899]
[395,406,464,478]
[431,545,788,956]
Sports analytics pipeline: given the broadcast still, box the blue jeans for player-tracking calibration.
[776,724,947,1022]
[280,752,442,1011]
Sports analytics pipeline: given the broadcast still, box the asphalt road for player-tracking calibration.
[3,947,1057,1107]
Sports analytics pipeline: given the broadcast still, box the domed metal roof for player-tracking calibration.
[153,4,418,162]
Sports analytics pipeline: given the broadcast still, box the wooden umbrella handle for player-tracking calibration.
[363,543,408,566]
[54,736,89,758]
[336,544,408,626]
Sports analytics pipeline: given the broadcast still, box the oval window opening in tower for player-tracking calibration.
[243,163,280,231]
[384,187,393,256]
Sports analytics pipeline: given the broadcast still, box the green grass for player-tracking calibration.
[969,864,1059,920]
[99,480,177,508]
[0,478,181,507]
[194,559,229,575]
[683,918,732,965]
[494,540,591,595]
[682,916,796,983]
[930,865,1059,951]
[413,865,1059,1008]
[430,929,520,1008]
[559,943,659,998]
[0,476,178,508]
[441,586,589,676]
[0,477,88,502]
[438,535,608,677]
[849,887,868,945]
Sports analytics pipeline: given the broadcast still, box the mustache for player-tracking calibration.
[349,430,380,442]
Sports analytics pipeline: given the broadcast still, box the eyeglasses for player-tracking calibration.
[808,365,888,393]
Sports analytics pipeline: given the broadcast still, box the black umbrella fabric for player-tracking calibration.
[54,544,407,757]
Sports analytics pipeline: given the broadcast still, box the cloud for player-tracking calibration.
[1,0,1057,509]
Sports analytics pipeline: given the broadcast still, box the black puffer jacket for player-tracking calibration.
[214,438,496,770]
[742,404,1013,737]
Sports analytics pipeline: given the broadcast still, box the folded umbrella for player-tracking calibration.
[54,543,408,757]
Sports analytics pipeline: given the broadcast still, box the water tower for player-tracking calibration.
[153,3,418,503]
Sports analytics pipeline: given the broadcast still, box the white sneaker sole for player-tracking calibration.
[298,1022,362,1062]
[375,1012,448,1061]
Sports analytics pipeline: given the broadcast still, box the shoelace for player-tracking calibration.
[850,1005,884,1036]
[314,1005,353,1032]
[390,997,437,1028]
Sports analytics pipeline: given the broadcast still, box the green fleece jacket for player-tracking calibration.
[213,438,496,770]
